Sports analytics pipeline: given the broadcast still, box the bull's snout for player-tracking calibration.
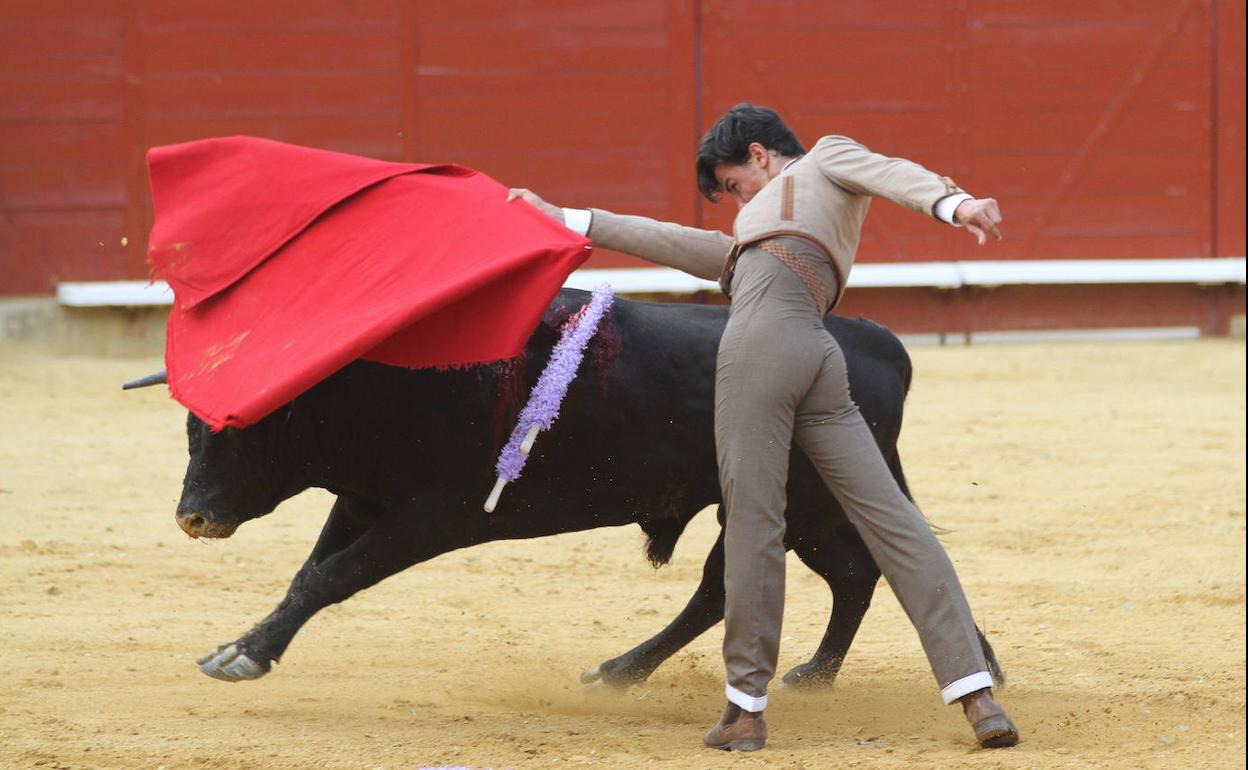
[176,510,239,539]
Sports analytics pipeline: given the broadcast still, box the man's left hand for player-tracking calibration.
[507,188,565,224]
[954,198,1003,245]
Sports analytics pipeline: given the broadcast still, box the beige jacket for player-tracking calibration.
[588,135,962,309]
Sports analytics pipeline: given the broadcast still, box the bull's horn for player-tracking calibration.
[121,370,168,390]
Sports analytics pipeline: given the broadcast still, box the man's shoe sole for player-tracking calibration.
[707,738,766,752]
[974,715,1020,748]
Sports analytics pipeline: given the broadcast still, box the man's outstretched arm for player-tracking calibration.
[508,189,730,281]
[811,136,1003,245]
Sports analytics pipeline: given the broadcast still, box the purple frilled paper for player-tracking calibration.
[495,285,614,482]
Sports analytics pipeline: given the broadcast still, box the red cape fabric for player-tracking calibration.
[147,137,591,430]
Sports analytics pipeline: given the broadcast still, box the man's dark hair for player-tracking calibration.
[696,103,806,202]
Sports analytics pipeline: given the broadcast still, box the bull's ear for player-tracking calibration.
[121,370,168,390]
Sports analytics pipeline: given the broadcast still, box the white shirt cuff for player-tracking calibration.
[725,683,768,712]
[934,193,973,226]
[940,671,995,704]
[562,208,592,236]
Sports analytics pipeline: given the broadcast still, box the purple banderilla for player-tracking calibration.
[484,284,615,512]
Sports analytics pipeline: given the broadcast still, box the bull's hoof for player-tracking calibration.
[580,664,604,685]
[581,679,625,698]
[196,644,269,682]
[576,658,638,688]
[579,667,619,697]
[580,664,625,692]
[780,660,839,689]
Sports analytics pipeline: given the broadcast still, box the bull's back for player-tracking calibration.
[570,294,911,486]
[311,292,909,531]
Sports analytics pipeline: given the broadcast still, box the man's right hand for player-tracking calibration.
[507,188,565,225]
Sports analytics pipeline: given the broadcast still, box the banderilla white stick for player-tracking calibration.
[483,424,540,513]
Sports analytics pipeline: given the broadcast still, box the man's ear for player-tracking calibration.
[747,142,770,165]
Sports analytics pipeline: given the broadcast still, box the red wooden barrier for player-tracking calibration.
[2,0,1244,336]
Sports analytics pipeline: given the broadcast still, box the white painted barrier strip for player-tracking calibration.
[561,268,719,294]
[899,326,1203,346]
[957,259,1247,287]
[57,280,173,307]
[854,262,962,289]
[566,258,1245,293]
[57,258,1246,307]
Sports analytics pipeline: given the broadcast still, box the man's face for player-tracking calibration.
[714,161,771,209]
[713,143,785,209]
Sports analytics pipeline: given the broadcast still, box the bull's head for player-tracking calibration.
[123,370,299,539]
[175,411,297,538]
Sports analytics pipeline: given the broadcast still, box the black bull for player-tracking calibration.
[173,288,1002,688]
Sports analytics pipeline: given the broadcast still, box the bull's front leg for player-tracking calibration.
[197,494,398,681]
[581,526,726,689]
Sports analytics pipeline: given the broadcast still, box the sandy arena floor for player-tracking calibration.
[1,337,1244,770]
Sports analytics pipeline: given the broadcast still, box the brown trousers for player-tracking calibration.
[716,238,990,711]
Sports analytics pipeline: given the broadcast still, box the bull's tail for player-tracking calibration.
[885,337,955,536]
[978,626,1007,687]
[886,448,949,536]
[886,449,913,503]
[891,342,997,681]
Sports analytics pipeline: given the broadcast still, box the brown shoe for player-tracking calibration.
[703,702,767,752]
[960,688,1020,748]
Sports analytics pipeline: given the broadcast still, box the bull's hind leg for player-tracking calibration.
[781,509,881,688]
[197,494,384,681]
[582,523,727,689]
[782,504,1007,689]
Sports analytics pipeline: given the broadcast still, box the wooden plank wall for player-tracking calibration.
[1,0,1244,296]
[1215,0,1246,257]
[698,0,1222,262]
